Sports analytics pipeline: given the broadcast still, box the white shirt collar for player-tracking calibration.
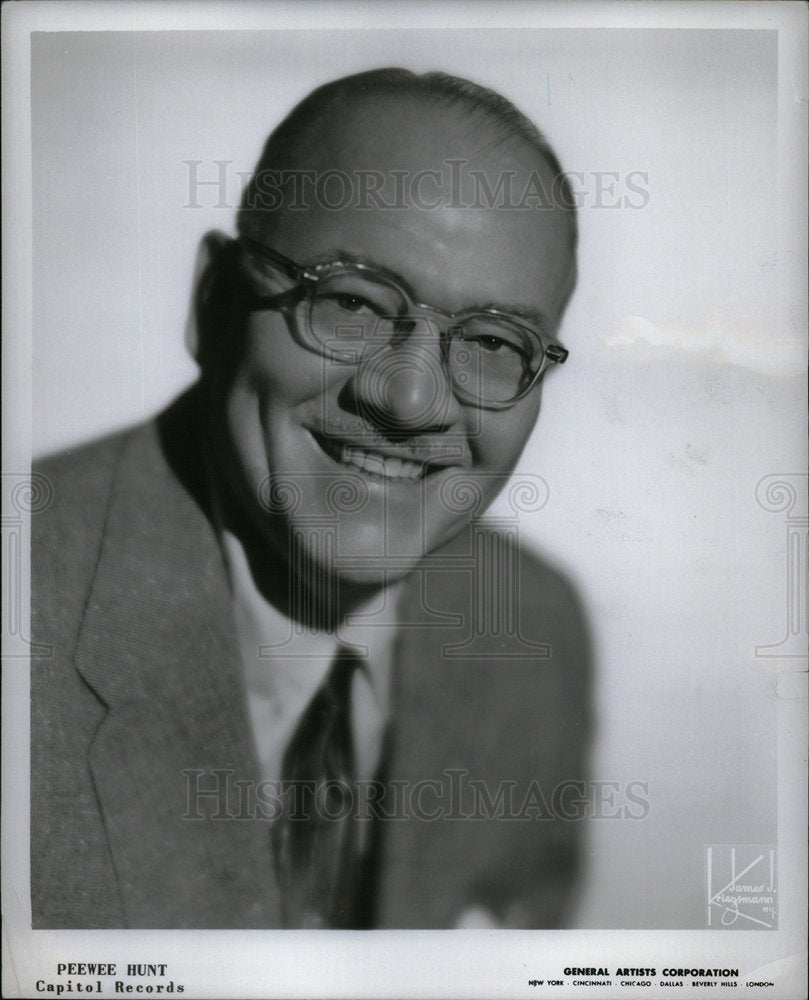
[219,523,402,784]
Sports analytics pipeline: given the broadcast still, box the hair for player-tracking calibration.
[237,67,578,253]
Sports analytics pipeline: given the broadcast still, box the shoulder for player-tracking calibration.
[400,521,592,728]
[31,387,212,646]
[31,417,164,645]
[33,421,156,566]
[35,426,137,534]
[423,521,590,647]
[32,387,202,563]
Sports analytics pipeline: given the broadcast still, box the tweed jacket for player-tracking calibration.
[31,388,591,929]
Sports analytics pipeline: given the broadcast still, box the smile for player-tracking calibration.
[341,445,425,481]
[310,432,428,482]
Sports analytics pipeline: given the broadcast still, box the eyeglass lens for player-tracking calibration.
[306,268,539,403]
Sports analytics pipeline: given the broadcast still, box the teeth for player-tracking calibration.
[341,445,424,481]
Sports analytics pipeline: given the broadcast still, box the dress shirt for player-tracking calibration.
[219,525,401,787]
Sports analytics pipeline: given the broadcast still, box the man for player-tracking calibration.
[31,68,591,929]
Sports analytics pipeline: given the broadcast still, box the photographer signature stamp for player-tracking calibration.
[706,845,777,929]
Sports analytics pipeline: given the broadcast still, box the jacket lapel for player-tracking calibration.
[73,402,281,927]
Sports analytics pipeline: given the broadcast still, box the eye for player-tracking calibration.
[465,332,526,360]
[474,334,511,353]
[459,316,536,369]
[314,270,404,319]
[331,293,377,314]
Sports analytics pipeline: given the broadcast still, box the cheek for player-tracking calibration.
[238,317,326,403]
[466,395,541,473]
[216,320,317,480]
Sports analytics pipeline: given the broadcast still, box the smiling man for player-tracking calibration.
[31,69,591,929]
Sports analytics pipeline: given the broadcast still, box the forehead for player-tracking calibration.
[252,97,574,322]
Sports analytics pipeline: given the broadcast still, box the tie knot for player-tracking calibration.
[327,646,363,696]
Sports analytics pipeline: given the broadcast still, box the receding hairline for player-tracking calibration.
[237,67,579,250]
[259,69,555,158]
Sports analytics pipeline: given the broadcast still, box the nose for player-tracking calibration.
[347,332,463,434]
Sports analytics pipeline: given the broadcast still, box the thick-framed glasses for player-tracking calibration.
[238,235,569,409]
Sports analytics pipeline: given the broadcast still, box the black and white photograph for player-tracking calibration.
[2,1,807,997]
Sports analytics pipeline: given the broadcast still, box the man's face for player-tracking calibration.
[208,101,574,589]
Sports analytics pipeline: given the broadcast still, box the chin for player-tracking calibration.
[296,531,426,590]
[299,517,470,593]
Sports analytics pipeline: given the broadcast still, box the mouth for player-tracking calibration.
[308,430,454,483]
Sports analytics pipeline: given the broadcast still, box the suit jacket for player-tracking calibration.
[31,388,591,929]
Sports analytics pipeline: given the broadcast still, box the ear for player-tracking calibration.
[184,230,234,363]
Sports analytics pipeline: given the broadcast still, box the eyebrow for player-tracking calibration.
[302,247,551,334]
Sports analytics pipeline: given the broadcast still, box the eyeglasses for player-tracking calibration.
[237,235,568,409]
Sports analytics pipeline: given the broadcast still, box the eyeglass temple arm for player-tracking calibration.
[240,235,307,282]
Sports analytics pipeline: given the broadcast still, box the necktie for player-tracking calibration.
[272,649,361,928]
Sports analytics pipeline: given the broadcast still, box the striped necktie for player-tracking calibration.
[272,649,361,928]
